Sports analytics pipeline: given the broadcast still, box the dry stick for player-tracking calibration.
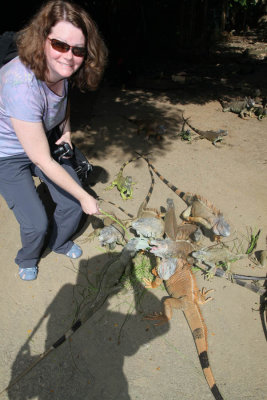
[99,208,131,240]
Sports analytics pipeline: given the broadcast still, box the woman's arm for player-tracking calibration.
[11,118,99,215]
[57,100,72,148]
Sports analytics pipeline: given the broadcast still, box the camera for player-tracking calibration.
[52,142,93,183]
[53,142,74,160]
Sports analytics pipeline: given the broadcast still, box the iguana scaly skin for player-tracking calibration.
[139,156,230,240]
[131,164,165,238]
[98,218,127,249]
[105,156,141,200]
[220,97,255,119]
[164,198,202,242]
[192,244,247,279]
[144,258,224,400]
[182,115,228,146]
[253,106,267,120]
[252,98,267,120]
[149,238,195,261]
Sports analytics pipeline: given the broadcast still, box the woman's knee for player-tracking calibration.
[34,214,49,236]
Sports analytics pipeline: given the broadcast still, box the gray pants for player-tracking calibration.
[0,154,83,268]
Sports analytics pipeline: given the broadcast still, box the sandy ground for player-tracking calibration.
[0,61,267,400]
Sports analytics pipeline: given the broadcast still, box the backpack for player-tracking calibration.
[0,31,18,68]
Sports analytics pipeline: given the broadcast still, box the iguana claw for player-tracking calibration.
[143,278,153,288]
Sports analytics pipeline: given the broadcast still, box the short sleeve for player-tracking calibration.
[2,79,44,122]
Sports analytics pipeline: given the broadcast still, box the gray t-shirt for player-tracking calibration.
[0,56,68,157]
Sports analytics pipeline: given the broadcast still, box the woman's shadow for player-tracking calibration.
[7,249,170,400]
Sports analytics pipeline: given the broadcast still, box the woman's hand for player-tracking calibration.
[80,193,101,215]
[55,130,72,149]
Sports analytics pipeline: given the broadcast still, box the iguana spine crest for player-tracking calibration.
[146,258,224,400]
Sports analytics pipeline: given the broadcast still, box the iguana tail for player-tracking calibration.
[136,162,158,217]
[137,154,223,217]
[118,155,142,175]
[98,198,134,218]
[137,154,194,205]
[184,304,224,400]
[182,114,200,135]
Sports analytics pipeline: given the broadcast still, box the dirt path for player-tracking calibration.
[0,74,267,400]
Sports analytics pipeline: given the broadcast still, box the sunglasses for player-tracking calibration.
[48,38,86,58]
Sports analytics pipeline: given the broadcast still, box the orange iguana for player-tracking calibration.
[144,257,224,400]
[138,155,230,240]
[164,198,202,242]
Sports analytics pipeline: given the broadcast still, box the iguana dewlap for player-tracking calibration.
[144,258,224,400]
[149,238,195,260]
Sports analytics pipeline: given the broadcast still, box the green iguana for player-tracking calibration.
[79,208,132,249]
[182,115,228,146]
[138,155,231,240]
[98,162,163,246]
[105,156,141,200]
[252,98,267,120]
[219,97,255,119]
[144,257,224,400]
[192,244,247,280]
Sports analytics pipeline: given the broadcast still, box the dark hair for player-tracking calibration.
[16,0,108,90]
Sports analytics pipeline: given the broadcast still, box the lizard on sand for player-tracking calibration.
[105,155,142,200]
[138,155,230,240]
[98,161,164,246]
[191,243,247,280]
[182,114,228,146]
[219,97,255,119]
[252,97,267,120]
[143,257,224,400]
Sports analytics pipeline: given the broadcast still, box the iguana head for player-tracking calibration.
[149,238,172,258]
[246,97,255,109]
[99,225,122,246]
[212,215,230,237]
[121,176,133,198]
[191,249,207,261]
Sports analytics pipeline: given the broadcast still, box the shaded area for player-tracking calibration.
[69,26,266,162]
[7,252,169,399]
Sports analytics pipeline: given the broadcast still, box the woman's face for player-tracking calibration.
[45,20,85,82]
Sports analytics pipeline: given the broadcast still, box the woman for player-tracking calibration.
[0,1,108,280]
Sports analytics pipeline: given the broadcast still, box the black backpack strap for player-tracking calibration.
[0,31,18,67]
